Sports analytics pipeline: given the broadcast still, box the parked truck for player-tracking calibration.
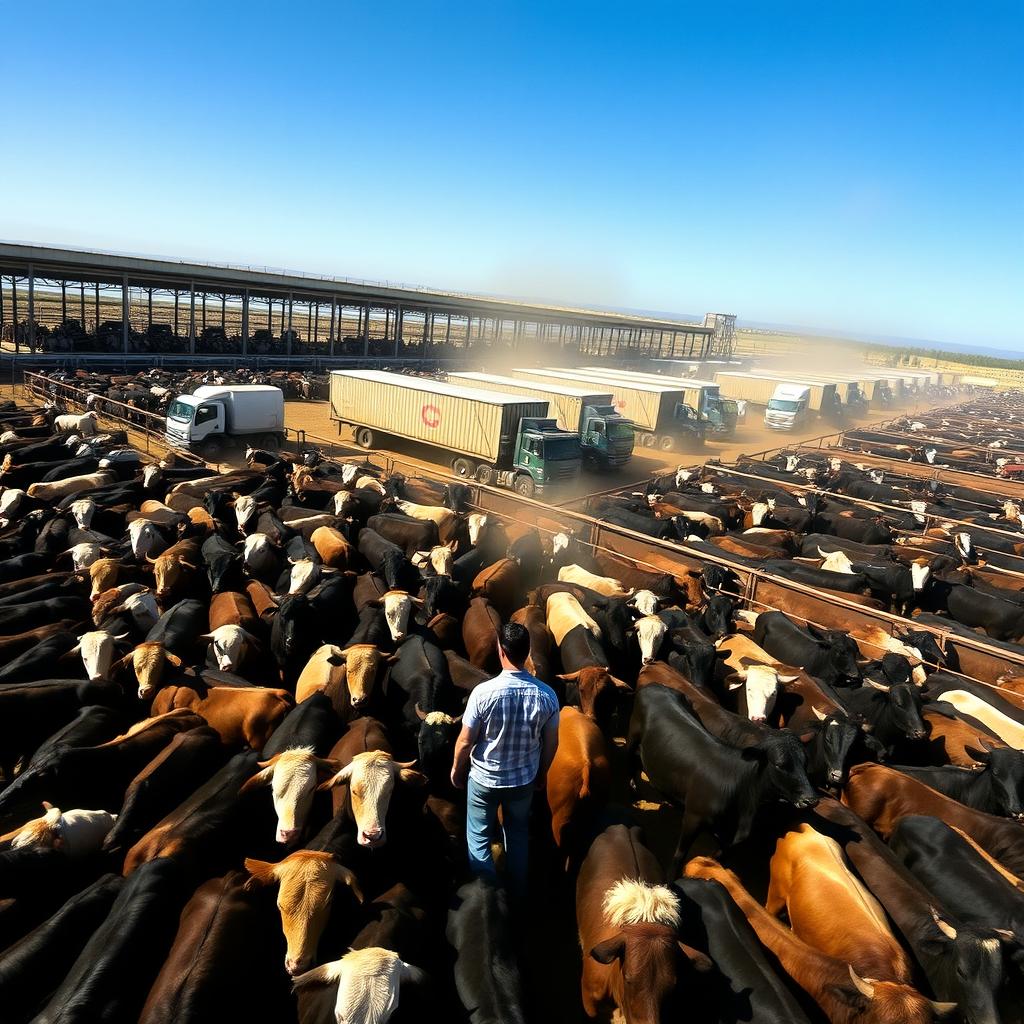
[713,372,844,431]
[512,367,705,451]
[329,370,581,497]
[447,372,634,468]
[744,370,867,417]
[585,367,739,436]
[165,384,285,458]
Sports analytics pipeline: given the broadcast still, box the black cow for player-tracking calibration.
[0,872,125,1024]
[0,552,52,584]
[889,740,1024,820]
[102,726,226,855]
[201,533,242,593]
[271,594,320,680]
[447,878,526,1024]
[838,680,926,753]
[598,508,677,541]
[29,858,187,1024]
[753,611,862,686]
[367,513,439,556]
[890,815,1024,980]
[627,684,818,874]
[419,574,467,621]
[673,876,813,1024]
[260,692,338,758]
[145,598,207,659]
[0,630,82,684]
[813,510,893,545]
[357,528,412,590]
[0,595,90,635]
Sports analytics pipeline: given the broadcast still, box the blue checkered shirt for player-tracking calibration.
[463,670,560,788]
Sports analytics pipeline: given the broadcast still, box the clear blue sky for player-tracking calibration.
[2,1,1021,349]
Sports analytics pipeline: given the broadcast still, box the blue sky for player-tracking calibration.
[1,1,1021,348]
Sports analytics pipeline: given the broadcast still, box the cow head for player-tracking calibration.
[129,520,164,560]
[590,880,712,1024]
[412,540,457,578]
[127,641,182,699]
[244,851,363,975]
[291,948,424,1023]
[147,551,197,602]
[73,629,129,681]
[628,590,661,617]
[467,513,488,546]
[234,494,258,535]
[807,623,862,683]
[64,542,105,570]
[205,549,241,593]
[701,595,735,639]
[964,739,1024,820]
[742,730,818,808]
[811,709,861,785]
[319,750,427,847]
[371,590,422,642]
[840,965,958,1024]
[631,615,667,664]
[420,575,463,621]
[668,630,720,690]
[414,703,463,780]
[557,667,631,723]
[89,558,124,599]
[142,464,162,489]
[240,747,341,844]
[287,558,322,596]
[272,594,313,666]
[443,482,471,513]
[201,624,258,672]
[865,679,927,741]
[335,645,397,708]
[69,498,96,530]
[726,663,797,722]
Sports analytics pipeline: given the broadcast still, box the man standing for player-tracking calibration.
[450,622,559,896]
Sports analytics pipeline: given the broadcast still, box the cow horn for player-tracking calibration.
[930,907,957,939]
[394,759,418,770]
[414,703,428,721]
[811,705,828,721]
[145,554,158,564]
[847,966,875,999]
[864,679,890,692]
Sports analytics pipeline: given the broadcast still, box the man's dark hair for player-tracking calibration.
[499,622,531,666]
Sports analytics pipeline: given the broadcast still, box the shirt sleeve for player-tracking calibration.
[540,690,560,733]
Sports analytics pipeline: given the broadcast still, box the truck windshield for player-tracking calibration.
[607,421,633,439]
[167,400,193,421]
[768,399,801,412]
[542,437,580,460]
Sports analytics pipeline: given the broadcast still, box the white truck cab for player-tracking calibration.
[764,383,812,431]
[166,384,285,457]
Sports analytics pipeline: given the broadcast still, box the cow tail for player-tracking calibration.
[578,760,591,801]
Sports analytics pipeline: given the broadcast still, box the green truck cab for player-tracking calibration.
[506,418,582,497]
[579,403,634,468]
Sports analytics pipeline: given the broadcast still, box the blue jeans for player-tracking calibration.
[466,776,533,898]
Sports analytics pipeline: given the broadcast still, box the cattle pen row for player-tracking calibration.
[17,371,1024,690]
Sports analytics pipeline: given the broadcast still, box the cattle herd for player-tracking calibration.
[0,390,1023,1024]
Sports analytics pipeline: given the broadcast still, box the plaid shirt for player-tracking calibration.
[463,670,560,788]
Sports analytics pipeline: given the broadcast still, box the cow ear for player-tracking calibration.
[726,678,744,690]
[610,675,633,692]
[678,941,714,973]
[164,652,183,667]
[318,764,353,791]
[331,862,364,903]
[962,745,990,763]
[314,758,344,778]
[243,857,279,890]
[806,623,829,640]
[556,670,583,682]
[239,765,275,793]
[326,653,345,666]
[589,934,626,965]
[399,767,429,787]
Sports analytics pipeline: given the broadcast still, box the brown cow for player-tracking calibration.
[151,684,293,749]
[472,558,524,620]
[246,579,278,626]
[546,708,610,868]
[922,708,1005,766]
[209,591,260,634]
[710,535,793,561]
[310,526,353,568]
[511,604,554,683]
[147,538,201,603]
[424,612,462,652]
[318,717,426,847]
[685,857,957,1024]
[244,851,363,976]
[767,823,915,984]
[558,667,631,724]
[0,620,77,659]
[463,596,501,672]
[577,824,711,1022]
[843,763,1024,875]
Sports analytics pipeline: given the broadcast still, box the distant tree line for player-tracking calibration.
[865,343,1024,372]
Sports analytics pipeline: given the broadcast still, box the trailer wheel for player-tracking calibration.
[356,427,375,449]
[514,475,536,498]
[640,433,655,448]
[476,464,494,485]
[257,433,280,451]
[658,435,676,452]
[452,457,474,479]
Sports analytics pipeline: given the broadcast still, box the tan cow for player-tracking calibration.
[557,564,631,599]
[311,526,353,569]
[151,684,293,749]
[244,851,364,976]
[546,592,602,647]
[27,470,114,502]
[0,803,116,857]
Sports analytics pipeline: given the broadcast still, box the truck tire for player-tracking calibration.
[257,433,280,451]
[514,475,536,498]
[475,464,494,485]
[452,457,474,479]
[202,438,225,462]
[356,427,375,449]
[640,433,655,448]
[658,435,676,453]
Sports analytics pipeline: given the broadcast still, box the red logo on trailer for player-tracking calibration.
[421,404,441,428]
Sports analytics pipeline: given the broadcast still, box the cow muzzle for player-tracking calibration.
[795,795,819,809]
[359,826,384,847]
[285,956,310,977]
[828,769,844,784]
[276,827,300,845]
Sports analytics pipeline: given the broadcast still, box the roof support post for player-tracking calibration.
[363,304,370,357]
[394,305,403,357]
[286,293,293,355]
[241,288,249,355]
[27,264,36,352]
[189,281,196,354]
[120,274,128,354]
[328,298,336,357]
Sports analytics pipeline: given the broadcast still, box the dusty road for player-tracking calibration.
[282,396,927,486]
